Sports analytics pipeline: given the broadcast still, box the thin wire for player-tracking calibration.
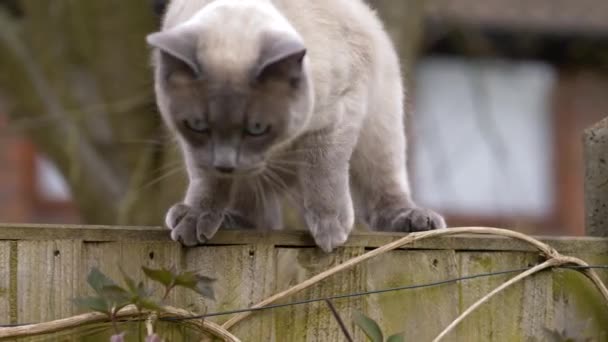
[564,265,608,269]
[1,265,606,328]
[162,265,608,322]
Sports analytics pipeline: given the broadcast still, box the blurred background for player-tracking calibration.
[0,0,607,236]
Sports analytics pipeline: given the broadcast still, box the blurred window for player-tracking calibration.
[411,57,557,219]
[35,155,71,202]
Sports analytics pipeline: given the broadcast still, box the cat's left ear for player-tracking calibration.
[146,28,201,77]
[255,32,306,87]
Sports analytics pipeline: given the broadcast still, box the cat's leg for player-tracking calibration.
[226,178,283,231]
[294,130,356,252]
[351,140,446,232]
[165,176,232,246]
[351,88,446,233]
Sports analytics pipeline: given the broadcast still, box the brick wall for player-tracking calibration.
[553,69,608,235]
[0,113,31,222]
[0,113,80,223]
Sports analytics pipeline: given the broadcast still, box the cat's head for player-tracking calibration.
[147,4,313,177]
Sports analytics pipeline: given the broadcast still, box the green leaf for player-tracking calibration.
[100,285,130,304]
[174,272,216,300]
[136,281,153,298]
[119,266,137,293]
[193,276,216,300]
[387,333,405,342]
[142,266,175,287]
[87,268,116,294]
[137,298,163,312]
[353,311,384,342]
[173,271,197,288]
[73,296,111,315]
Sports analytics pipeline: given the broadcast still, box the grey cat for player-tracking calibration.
[147,0,446,252]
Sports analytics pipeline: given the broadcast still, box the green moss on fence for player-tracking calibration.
[1,224,608,341]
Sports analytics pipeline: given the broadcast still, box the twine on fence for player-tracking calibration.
[220,227,608,342]
[0,227,607,341]
[0,305,240,342]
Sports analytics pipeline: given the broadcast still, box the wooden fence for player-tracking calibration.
[1,224,607,341]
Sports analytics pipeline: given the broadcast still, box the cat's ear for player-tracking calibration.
[255,32,306,87]
[147,29,201,80]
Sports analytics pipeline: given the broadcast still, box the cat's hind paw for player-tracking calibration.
[387,207,446,232]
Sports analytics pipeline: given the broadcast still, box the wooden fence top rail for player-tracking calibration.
[1,223,607,253]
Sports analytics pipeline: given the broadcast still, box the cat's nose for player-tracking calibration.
[215,166,235,174]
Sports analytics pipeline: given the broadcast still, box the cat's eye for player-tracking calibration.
[183,118,210,134]
[245,122,271,137]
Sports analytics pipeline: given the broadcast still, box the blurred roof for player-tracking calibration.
[426,0,608,34]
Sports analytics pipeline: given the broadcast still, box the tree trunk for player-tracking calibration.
[0,1,184,225]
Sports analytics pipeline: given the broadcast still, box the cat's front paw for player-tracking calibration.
[388,207,446,232]
[165,203,223,247]
[305,213,354,253]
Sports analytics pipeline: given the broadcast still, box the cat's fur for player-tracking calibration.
[147,0,446,252]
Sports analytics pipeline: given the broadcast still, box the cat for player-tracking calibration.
[147,0,446,252]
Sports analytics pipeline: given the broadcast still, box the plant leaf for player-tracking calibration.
[137,298,163,312]
[353,311,383,342]
[193,276,216,300]
[173,271,197,288]
[119,266,138,293]
[136,281,154,298]
[100,285,130,304]
[142,266,174,287]
[174,272,216,300]
[73,296,111,315]
[87,267,116,294]
[96,284,131,314]
[387,333,406,342]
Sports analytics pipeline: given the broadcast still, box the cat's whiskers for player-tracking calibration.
[259,173,284,203]
[276,140,351,156]
[250,178,263,212]
[254,176,268,212]
[266,161,297,175]
[255,178,265,211]
[264,167,301,204]
[139,165,185,191]
[149,160,184,177]
[270,159,314,169]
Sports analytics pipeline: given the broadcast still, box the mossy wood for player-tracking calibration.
[1,224,607,341]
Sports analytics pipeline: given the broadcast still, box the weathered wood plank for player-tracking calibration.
[520,270,554,340]
[455,252,553,341]
[273,247,367,342]
[365,250,459,341]
[81,241,184,340]
[82,241,183,305]
[15,240,82,324]
[2,224,608,253]
[552,251,608,341]
[181,244,276,341]
[1,226,607,341]
[0,242,11,325]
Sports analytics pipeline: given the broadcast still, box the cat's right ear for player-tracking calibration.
[147,29,201,82]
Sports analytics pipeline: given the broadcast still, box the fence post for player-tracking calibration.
[584,117,608,237]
